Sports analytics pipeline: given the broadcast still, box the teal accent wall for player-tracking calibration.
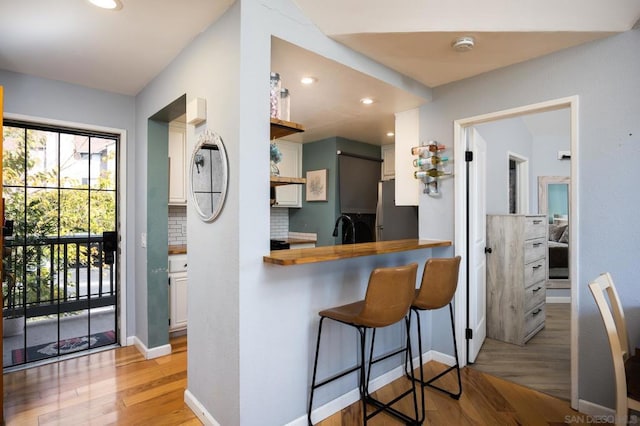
[146,119,169,348]
[548,183,569,221]
[289,136,380,246]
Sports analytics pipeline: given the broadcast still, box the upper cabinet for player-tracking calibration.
[381,144,395,181]
[168,121,187,205]
[272,140,303,208]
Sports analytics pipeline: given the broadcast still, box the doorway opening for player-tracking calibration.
[454,96,578,408]
[2,119,121,368]
[508,153,529,214]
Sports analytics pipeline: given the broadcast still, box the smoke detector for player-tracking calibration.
[451,36,475,52]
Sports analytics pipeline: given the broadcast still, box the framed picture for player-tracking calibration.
[306,169,328,202]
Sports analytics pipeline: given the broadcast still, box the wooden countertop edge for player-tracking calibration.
[169,245,187,255]
[263,239,452,266]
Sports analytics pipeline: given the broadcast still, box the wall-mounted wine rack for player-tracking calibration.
[411,141,452,196]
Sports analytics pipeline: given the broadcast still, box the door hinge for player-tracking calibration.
[465,151,473,162]
[465,328,473,339]
[169,318,171,326]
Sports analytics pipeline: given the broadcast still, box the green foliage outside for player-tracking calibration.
[2,126,116,317]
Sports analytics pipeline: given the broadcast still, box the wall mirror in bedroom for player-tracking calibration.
[538,176,570,289]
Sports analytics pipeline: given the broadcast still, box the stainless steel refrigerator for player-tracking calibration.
[375,180,419,241]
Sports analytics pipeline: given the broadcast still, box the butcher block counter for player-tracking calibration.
[263,239,451,266]
[169,245,187,255]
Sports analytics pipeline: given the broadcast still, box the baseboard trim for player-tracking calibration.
[132,336,172,359]
[126,336,135,346]
[286,349,453,426]
[184,389,221,426]
[577,399,619,423]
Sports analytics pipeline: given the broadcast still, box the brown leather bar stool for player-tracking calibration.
[308,263,422,425]
[408,256,462,399]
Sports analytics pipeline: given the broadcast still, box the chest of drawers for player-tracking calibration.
[486,214,547,345]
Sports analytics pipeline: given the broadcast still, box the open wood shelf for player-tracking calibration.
[270,118,305,139]
[270,176,306,187]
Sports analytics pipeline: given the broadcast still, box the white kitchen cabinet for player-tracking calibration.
[381,144,395,180]
[168,254,188,331]
[168,122,187,205]
[273,140,302,208]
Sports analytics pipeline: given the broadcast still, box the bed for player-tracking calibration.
[548,219,569,279]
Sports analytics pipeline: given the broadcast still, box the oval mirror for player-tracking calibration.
[190,129,228,222]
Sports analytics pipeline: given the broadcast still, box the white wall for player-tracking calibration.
[420,29,640,410]
[475,117,533,214]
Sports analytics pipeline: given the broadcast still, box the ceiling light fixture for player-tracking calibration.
[360,98,374,105]
[451,36,475,52]
[386,132,395,137]
[300,76,317,85]
[88,0,123,10]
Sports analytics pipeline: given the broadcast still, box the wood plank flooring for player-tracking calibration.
[470,302,571,401]
[3,331,586,425]
[3,335,199,425]
[314,361,589,425]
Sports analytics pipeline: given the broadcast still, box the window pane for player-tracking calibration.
[60,189,89,237]
[60,134,89,189]
[26,129,58,188]
[90,137,116,190]
[3,126,26,186]
[26,188,59,238]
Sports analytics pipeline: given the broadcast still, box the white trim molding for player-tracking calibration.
[184,389,222,426]
[133,336,171,359]
[453,95,580,409]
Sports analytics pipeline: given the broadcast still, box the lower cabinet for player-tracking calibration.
[168,255,188,331]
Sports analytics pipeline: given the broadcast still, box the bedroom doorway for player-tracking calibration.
[453,96,578,408]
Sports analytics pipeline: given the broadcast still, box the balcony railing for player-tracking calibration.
[2,234,116,319]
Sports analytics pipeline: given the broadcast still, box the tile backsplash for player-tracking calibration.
[169,205,187,245]
[270,207,289,239]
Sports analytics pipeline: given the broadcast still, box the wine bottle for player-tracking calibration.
[414,169,451,179]
[411,143,445,155]
[413,156,449,167]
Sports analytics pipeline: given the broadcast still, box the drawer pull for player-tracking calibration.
[533,220,543,224]
[532,286,542,293]
[184,263,188,268]
[532,242,542,247]
[532,264,542,270]
[532,308,542,316]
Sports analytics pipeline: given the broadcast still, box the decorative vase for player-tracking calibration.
[270,161,280,176]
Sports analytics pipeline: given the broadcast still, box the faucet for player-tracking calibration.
[332,214,356,244]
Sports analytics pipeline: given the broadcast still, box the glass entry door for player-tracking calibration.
[2,120,119,368]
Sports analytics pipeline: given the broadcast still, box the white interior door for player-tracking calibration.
[468,128,487,363]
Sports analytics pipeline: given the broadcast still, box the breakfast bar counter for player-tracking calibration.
[263,239,451,266]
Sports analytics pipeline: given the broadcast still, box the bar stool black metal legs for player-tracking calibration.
[407,256,463,399]
[307,263,423,425]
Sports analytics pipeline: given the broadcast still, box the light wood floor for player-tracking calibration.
[3,332,586,425]
[471,302,571,401]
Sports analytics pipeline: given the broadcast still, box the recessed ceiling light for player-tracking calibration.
[360,98,374,105]
[386,132,395,137]
[88,0,123,10]
[451,36,475,52]
[300,76,317,85]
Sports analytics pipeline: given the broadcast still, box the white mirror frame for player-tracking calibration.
[538,175,570,289]
[190,129,228,222]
